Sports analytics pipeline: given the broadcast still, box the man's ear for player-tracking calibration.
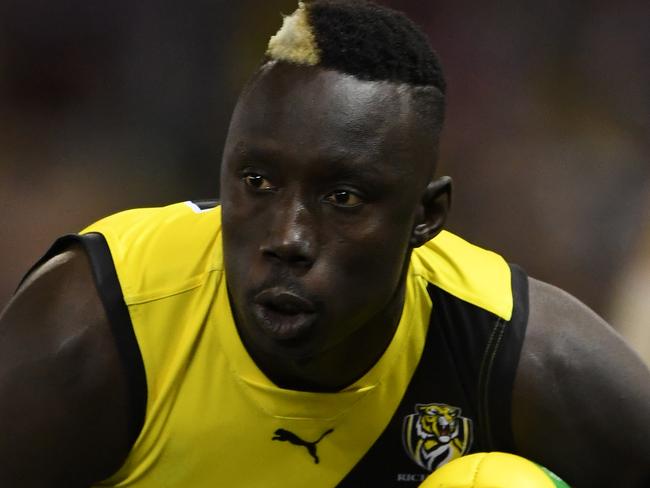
[410,176,452,248]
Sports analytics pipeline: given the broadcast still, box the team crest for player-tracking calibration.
[402,403,473,472]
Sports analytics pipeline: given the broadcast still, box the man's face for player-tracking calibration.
[220,63,436,365]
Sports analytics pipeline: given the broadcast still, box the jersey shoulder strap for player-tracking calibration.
[412,231,514,321]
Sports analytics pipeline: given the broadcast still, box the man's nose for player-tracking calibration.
[260,201,316,268]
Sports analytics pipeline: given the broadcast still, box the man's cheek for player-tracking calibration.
[343,248,403,278]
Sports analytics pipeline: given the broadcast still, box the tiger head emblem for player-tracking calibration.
[402,403,473,472]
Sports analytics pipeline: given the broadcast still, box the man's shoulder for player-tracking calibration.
[0,242,132,485]
[524,277,648,365]
[522,276,650,395]
[412,230,516,321]
[82,200,221,245]
[512,277,650,487]
[82,200,223,304]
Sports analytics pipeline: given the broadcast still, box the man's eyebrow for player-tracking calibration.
[232,140,403,182]
[326,160,383,181]
[233,141,265,158]
[232,140,287,163]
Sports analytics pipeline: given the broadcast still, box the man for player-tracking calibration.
[0,1,648,487]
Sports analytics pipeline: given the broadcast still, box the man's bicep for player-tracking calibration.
[0,245,131,487]
[512,277,650,488]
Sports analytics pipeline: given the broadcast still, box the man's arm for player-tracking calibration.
[512,277,650,488]
[0,244,132,487]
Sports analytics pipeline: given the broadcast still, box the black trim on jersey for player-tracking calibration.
[479,264,529,451]
[81,232,147,447]
[190,198,220,210]
[17,234,147,449]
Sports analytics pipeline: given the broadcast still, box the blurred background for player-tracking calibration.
[1,0,648,361]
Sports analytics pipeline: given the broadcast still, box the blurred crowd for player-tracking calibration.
[1,0,648,361]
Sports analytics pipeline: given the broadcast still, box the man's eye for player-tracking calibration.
[324,190,363,207]
[243,174,273,190]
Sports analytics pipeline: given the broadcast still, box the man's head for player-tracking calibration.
[220,0,451,389]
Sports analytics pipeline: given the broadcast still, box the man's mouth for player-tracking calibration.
[253,288,317,341]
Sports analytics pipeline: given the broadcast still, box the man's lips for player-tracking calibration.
[254,289,316,314]
[252,288,317,341]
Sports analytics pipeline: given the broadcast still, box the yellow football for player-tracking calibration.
[419,452,570,488]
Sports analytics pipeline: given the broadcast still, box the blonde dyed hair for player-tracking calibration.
[266,2,321,66]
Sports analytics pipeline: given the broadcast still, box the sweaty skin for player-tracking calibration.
[0,64,648,487]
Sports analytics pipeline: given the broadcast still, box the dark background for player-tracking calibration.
[1,0,648,358]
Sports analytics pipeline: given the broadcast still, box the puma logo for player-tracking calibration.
[272,428,334,464]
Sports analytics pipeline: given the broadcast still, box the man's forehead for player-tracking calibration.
[233,64,424,155]
[237,63,410,126]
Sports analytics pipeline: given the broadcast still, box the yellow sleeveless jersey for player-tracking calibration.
[64,200,527,487]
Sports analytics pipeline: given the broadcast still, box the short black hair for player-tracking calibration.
[306,0,445,92]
